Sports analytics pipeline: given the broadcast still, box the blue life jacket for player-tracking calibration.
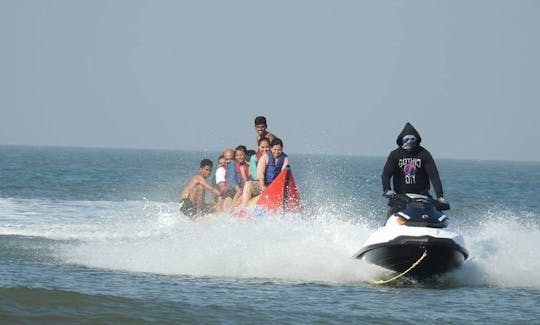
[264,152,287,185]
[227,161,237,188]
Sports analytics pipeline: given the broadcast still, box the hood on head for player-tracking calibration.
[396,122,422,146]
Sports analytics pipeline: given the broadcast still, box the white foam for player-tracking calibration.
[61,212,379,284]
[447,212,540,288]
[2,197,540,287]
[0,197,184,241]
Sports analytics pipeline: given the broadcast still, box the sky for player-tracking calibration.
[1,1,539,161]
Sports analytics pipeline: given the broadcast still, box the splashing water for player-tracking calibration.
[2,197,540,288]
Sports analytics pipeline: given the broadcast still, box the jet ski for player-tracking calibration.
[354,193,468,280]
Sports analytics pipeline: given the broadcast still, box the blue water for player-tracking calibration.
[1,145,540,324]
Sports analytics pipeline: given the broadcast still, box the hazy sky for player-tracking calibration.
[1,1,539,161]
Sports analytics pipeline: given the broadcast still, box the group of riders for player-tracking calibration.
[179,116,289,218]
[180,119,450,219]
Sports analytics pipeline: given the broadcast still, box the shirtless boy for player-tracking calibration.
[254,116,276,144]
[179,159,221,218]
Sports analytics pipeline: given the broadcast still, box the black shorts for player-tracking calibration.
[179,198,196,217]
[221,188,236,199]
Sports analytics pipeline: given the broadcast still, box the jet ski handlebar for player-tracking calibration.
[388,193,450,211]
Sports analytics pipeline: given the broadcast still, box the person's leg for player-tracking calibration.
[203,200,216,215]
[222,197,233,212]
[191,185,205,216]
[240,181,262,206]
[232,190,242,207]
[215,197,224,213]
[180,198,195,217]
[239,182,253,207]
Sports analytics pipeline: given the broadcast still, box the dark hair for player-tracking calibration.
[246,149,256,158]
[270,137,283,148]
[258,137,270,145]
[200,159,213,168]
[254,116,267,126]
[235,145,247,153]
[234,145,248,164]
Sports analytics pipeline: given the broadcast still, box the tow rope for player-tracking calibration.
[373,250,428,285]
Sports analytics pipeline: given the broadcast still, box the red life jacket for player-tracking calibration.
[234,160,250,188]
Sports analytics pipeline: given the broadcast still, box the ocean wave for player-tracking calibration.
[0,286,202,323]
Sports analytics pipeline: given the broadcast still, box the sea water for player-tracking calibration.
[1,146,539,324]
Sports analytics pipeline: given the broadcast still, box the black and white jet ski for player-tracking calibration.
[354,193,468,280]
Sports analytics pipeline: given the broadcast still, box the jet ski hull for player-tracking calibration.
[355,235,468,279]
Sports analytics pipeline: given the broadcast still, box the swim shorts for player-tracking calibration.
[179,198,196,218]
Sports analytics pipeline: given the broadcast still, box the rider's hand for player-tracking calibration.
[437,196,448,204]
[383,190,396,198]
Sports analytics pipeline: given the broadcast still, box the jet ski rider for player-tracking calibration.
[381,122,448,216]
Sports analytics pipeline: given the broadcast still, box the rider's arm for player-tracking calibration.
[424,151,443,197]
[381,152,395,192]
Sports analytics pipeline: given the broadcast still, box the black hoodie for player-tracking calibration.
[381,122,444,197]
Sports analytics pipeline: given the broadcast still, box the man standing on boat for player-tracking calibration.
[381,122,448,214]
